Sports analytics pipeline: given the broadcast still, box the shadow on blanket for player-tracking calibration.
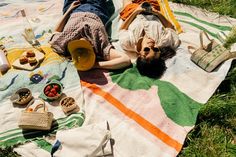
[22,121,59,139]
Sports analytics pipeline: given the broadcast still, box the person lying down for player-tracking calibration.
[49,0,131,70]
[119,0,181,78]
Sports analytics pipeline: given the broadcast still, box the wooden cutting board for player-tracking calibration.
[12,48,45,71]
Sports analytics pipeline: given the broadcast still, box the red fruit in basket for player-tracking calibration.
[45,85,51,92]
[48,93,55,97]
[51,88,57,94]
[45,91,50,96]
[53,85,60,91]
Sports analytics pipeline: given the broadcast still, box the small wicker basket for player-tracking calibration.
[18,98,53,130]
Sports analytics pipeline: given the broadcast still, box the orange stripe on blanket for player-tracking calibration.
[81,80,182,152]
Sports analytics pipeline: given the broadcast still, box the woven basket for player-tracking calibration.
[18,98,53,130]
[60,97,75,113]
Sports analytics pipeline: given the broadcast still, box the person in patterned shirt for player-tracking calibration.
[50,0,131,70]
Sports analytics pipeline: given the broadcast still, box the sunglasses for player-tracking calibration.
[143,47,160,53]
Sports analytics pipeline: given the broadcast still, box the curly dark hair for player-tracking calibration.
[136,46,176,78]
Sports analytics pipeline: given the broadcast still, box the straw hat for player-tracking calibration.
[67,39,96,71]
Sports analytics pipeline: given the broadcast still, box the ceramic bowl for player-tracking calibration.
[10,88,33,105]
[42,82,63,100]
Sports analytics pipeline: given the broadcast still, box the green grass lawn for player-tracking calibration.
[172,0,236,18]
[1,1,236,157]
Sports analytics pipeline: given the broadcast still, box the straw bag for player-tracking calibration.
[18,98,53,130]
[188,31,236,72]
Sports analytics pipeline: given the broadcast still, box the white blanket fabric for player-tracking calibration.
[54,121,112,157]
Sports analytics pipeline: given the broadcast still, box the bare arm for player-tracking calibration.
[120,2,175,30]
[151,10,175,30]
[120,6,145,30]
[54,0,81,32]
[93,48,131,70]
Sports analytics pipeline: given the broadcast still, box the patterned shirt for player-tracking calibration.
[49,12,113,60]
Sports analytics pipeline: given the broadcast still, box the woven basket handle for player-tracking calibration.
[200,31,214,49]
[187,45,197,54]
[229,50,236,59]
[26,98,47,112]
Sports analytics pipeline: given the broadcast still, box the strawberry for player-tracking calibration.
[48,93,55,97]
[45,85,51,92]
[53,85,60,91]
[45,91,50,96]
[51,88,57,94]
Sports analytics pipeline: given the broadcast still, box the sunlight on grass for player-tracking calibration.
[172,0,236,18]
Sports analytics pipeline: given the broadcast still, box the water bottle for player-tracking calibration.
[0,49,10,74]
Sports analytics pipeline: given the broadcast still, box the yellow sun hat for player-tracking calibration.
[67,39,96,71]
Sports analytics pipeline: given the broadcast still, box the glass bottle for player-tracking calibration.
[0,48,10,74]
[20,9,35,41]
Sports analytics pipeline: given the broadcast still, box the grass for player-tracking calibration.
[171,0,236,156]
[1,1,236,157]
[172,0,236,18]
[0,147,20,157]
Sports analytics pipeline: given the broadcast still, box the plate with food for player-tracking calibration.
[12,48,45,71]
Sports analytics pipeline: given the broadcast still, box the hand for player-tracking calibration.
[136,5,146,12]
[68,0,81,11]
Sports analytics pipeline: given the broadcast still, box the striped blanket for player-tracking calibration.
[0,47,85,152]
[0,0,235,156]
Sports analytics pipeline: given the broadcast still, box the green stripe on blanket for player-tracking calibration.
[0,113,85,149]
[34,139,53,152]
[178,19,219,39]
[174,11,232,31]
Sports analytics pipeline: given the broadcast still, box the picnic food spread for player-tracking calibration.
[9,79,80,131]
[12,48,45,71]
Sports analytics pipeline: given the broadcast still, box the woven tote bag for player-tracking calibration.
[18,98,53,130]
[188,31,235,72]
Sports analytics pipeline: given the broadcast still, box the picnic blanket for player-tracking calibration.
[0,0,85,154]
[0,0,235,157]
